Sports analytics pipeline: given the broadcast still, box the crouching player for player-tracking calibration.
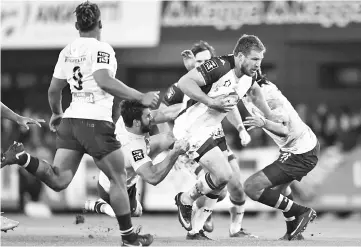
[85,100,189,217]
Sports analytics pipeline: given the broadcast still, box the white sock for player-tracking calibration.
[182,173,213,206]
[189,197,217,234]
[229,204,245,234]
[97,199,116,218]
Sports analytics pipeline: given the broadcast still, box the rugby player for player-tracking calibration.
[242,72,318,240]
[84,100,189,218]
[173,35,271,237]
[1,2,159,246]
[160,42,256,239]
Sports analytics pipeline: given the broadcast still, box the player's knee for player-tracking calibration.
[51,181,70,192]
[215,167,233,185]
[244,178,258,200]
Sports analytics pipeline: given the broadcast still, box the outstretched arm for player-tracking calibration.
[135,139,189,186]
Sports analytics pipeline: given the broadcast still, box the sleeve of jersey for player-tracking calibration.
[162,84,184,106]
[53,51,67,80]
[196,57,230,85]
[91,42,116,73]
[130,148,152,171]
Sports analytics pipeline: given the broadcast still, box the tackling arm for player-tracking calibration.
[135,149,181,186]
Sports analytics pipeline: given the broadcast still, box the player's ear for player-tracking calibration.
[99,20,102,29]
[75,22,80,31]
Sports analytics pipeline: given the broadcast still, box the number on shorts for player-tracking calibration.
[73,66,83,90]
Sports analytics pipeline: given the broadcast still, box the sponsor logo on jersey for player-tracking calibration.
[72,92,95,103]
[97,51,110,64]
[65,56,86,63]
[203,60,218,72]
[132,149,145,162]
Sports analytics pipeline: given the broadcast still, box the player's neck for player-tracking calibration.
[79,31,99,40]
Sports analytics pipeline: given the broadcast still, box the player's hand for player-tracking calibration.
[16,116,45,130]
[208,95,236,113]
[141,91,160,108]
[173,139,190,155]
[239,129,251,146]
[243,115,266,131]
[49,113,63,132]
[181,50,196,71]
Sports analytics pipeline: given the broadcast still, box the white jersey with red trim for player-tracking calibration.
[98,116,151,191]
[173,55,253,141]
[242,82,317,154]
[53,37,117,122]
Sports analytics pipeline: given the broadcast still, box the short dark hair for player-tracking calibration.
[121,100,147,128]
[74,1,101,32]
[233,34,266,57]
[191,40,216,57]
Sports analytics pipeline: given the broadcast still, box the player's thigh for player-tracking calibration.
[198,142,232,181]
[148,132,175,159]
[54,118,85,181]
[73,119,121,161]
[53,148,84,177]
[94,148,127,183]
[244,169,274,192]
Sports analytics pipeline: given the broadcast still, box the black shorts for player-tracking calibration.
[56,118,121,160]
[97,182,138,215]
[214,137,236,161]
[263,141,320,185]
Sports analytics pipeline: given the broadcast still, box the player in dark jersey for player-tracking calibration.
[173,35,272,238]
[160,41,256,239]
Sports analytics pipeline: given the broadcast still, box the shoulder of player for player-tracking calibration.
[209,55,234,69]
[93,41,115,55]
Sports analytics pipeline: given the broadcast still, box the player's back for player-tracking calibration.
[53,37,117,122]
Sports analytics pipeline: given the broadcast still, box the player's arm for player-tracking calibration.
[151,103,183,125]
[48,77,68,115]
[92,44,158,107]
[226,107,245,132]
[93,69,144,101]
[248,82,273,118]
[243,111,290,137]
[135,139,189,186]
[178,57,234,112]
[226,107,252,146]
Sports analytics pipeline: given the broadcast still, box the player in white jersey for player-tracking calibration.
[84,100,189,218]
[242,72,319,240]
[174,35,271,235]
[0,2,158,246]
[1,102,44,232]
[161,42,256,239]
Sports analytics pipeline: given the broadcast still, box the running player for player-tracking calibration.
[173,35,271,236]
[1,102,44,232]
[84,100,189,218]
[161,42,256,239]
[242,72,319,240]
[1,2,158,246]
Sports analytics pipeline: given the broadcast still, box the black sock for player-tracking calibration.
[18,153,39,174]
[117,213,135,242]
[282,193,295,233]
[258,188,307,216]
